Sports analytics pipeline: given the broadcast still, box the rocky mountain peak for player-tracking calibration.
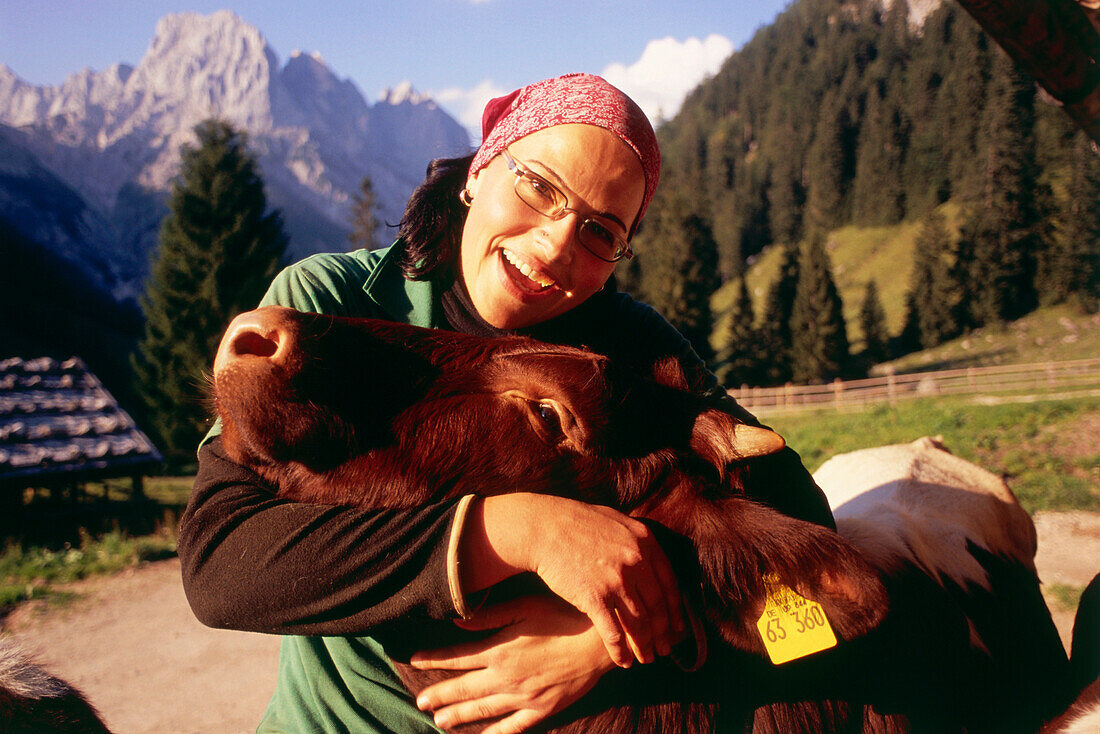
[380,81,432,107]
[117,10,282,139]
[0,9,470,306]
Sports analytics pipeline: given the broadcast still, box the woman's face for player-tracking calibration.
[459,124,646,330]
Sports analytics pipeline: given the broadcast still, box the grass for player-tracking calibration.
[713,202,1100,366]
[880,304,1100,373]
[766,395,1100,514]
[1046,583,1086,612]
[0,475,192,613]
[0,525,178,609]
[715,202,968,347]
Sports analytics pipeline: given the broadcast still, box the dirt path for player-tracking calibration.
[2,511,1098,734]
[2,558,280,734]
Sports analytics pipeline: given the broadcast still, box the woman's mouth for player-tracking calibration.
[502,248,558,293]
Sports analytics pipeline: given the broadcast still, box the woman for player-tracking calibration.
[179,73,834,734]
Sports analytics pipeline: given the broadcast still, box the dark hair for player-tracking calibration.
[396,153,475,281]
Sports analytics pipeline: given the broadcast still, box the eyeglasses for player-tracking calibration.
[502,149,633,262]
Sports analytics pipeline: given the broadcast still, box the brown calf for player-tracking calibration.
[212,306,1062,732]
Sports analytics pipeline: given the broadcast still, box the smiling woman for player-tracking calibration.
[459,124,643,328]
[178,72,832,734]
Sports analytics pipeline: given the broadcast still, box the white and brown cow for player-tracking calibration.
[815,437,1076,733]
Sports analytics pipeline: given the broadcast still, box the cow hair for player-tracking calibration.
[0,639,111,733]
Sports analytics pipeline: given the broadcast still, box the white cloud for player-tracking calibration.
[430,79,507,144]
[601,34,734,125]
[429,34,734,142]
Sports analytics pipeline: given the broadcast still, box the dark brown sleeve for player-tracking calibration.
[178,436,462,635]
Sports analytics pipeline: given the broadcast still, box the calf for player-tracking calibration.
[0,639,111,733]
[211,306,1059,732]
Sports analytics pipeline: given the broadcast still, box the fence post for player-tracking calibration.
[832,377,844,408]
[886,365,897,406]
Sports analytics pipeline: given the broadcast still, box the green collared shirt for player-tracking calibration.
[255,245,447,734]
[244,242,832,733]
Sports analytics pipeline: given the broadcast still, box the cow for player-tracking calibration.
[211,305,1070,732]
[0,639,112,733]
[1040,572,1100,734]
[814,437,1075,733]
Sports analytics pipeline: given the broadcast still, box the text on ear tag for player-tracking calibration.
[756,575,837,665]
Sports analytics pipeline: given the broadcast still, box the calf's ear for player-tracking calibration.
[690,409,786,473]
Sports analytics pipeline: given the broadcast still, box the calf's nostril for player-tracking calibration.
[232,329,279,359]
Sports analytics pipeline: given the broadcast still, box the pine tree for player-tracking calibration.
[132,119,288,459]
[963,51,1041,325]
[758,241,801,385]
[1036,133,1100,312]
[804,90,850,236]
[713,276,760,387]
[634,193,721,364]
[668,213,722,365]
[348,175,380,250]
[790,237,849,383]
[859,279,889,365]
[902,210,959,348]
[851,87,905,225]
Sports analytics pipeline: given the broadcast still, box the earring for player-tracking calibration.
[459,188,474,207]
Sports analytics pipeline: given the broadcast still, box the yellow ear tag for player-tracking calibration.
[756,576,837,664]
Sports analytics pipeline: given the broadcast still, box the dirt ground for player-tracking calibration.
[2,511,1099,734]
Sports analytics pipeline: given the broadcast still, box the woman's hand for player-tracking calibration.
[409,595,615,733]
[461,493,684,668]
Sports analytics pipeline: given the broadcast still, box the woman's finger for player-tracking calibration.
[651,539,686,640]
[415,668,494,710]
[581,596,632,668]
[430,693,516,730]
[614,589,655,663]
[408,640,493,671]
[482,708,545,734]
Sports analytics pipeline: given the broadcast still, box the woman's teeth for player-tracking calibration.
[503,249,556,289]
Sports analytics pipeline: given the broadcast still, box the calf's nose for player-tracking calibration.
[214,306,297,375]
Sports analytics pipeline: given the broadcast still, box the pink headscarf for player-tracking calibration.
[469,73,661,230]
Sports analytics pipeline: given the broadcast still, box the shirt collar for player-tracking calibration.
[361,241,441,329]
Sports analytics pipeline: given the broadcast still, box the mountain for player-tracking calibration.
[0,10,471,306]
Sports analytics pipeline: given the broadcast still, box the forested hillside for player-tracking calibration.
[626,0,1099,386]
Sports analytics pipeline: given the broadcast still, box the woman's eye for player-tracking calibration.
[526,176,557,203]
[583,220,616,245]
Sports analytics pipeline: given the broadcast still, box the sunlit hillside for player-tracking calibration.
[711,203,1099,370]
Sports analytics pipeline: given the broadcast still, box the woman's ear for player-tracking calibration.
[465,170,482,201]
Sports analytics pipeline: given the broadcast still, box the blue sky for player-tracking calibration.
[0,0,792,134]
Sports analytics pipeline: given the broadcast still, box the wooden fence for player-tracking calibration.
[730,358,1100,415]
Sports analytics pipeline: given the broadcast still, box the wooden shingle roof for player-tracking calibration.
[0,357,162,488]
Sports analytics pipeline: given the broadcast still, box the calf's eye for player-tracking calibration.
[530,400,564,438]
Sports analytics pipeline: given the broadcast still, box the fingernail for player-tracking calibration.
[416,696,429,711]
[434,713,451,728]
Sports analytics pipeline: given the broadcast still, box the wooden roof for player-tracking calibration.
[956,0,1100,144]
[0,357,162,488]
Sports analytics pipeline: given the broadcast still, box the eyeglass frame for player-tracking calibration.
[501,148,634,263]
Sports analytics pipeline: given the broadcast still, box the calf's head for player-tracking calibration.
[212,305,786,510]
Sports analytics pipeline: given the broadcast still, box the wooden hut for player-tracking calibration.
[0,357,162,509]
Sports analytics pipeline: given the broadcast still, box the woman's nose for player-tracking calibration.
[535,212,579,264]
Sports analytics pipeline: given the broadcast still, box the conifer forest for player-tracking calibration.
[624,0,1099,387]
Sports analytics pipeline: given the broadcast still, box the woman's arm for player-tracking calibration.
[179,436,465,634]
[180,435,685,656]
